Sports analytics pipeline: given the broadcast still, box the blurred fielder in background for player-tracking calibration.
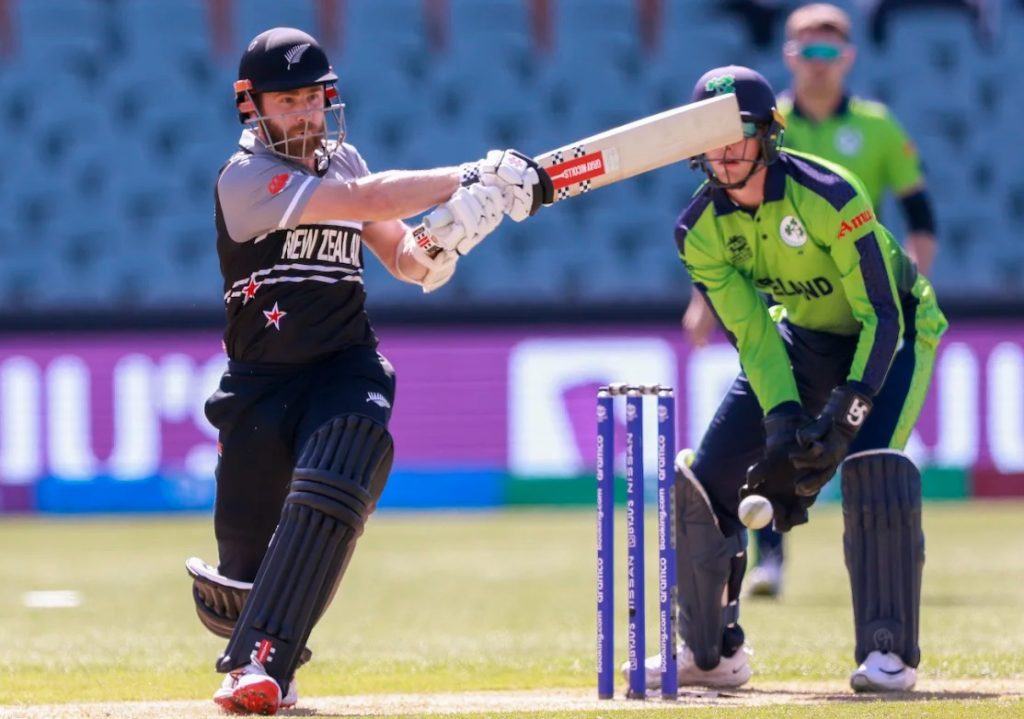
[185,27,549,715]
[633,65,946,693]
[681,3,939,598]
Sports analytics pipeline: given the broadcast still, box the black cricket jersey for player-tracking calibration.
[214,129,378,363]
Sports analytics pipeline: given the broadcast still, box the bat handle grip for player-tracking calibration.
[412,206,455,261]
[422,206,453,231]
[420,207,454,260]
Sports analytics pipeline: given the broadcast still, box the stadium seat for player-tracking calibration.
[234,0,317,46]
[343,0,428,72]
[444,0,535,86]
[0,0,1015,307]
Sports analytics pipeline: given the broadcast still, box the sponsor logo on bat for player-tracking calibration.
[548,152,607,189]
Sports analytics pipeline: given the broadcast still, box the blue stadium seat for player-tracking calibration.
[540,0,642,109]
[343,0,428,71]
[879,9,980,103]
[117,0,210,53]
[655,4,750,82]
[234,0,317,47]
[0,0,1016,307]
[13,0,103,58]
[446,0,533,76]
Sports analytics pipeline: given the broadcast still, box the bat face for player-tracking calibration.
[417,94,742,260]
[536,94,742,203]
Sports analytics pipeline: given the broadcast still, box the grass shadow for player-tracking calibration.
[727,687,1015,703]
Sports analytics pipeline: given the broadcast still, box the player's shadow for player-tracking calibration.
[829,689,1009,703]
[778,594,1019,609]
[733,688,1010,703]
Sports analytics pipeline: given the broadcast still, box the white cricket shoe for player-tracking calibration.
[850,650,917,693]
[744,558,782,598]
[213,657,298,715]
[620,643,752,690]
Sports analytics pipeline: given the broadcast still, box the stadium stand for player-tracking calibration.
[1,0,1017,311]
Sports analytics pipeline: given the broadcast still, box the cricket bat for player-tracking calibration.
[414,93,742,258]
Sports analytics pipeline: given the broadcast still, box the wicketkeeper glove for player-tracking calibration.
[790,383,873,497]
[741,403,817,532]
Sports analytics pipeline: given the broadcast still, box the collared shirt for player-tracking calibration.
[213,130,377,364]
[778,92,923,207]
[674,151,942,413]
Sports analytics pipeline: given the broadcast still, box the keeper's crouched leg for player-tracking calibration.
[675,453,747,673]
[216,414,394,686]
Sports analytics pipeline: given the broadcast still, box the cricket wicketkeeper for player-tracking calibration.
[627,65,947,693]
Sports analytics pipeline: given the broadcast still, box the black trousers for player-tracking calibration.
[204,345,396,582]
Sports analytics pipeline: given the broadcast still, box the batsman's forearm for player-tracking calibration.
[302,168,460,223]
[352,169,461,220]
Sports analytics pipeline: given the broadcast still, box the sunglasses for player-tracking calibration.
[789,41,845,62]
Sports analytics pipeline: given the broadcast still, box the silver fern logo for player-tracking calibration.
[284,43,311,70]
[366,392,391,409]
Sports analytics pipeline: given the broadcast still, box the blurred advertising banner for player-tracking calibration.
[0,322,1021,513]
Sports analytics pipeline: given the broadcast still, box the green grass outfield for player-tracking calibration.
[1,501,1022,717]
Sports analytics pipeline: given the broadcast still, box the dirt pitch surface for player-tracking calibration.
[1,680,1021,719]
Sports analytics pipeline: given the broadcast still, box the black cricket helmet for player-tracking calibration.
[234,27,345,160]
[689,66,786,188]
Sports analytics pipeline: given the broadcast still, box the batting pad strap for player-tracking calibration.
[722,599,740,628]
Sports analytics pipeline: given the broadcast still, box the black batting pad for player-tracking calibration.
[675,458,746,671]
[842,450,924,668]
[217,414,393,683]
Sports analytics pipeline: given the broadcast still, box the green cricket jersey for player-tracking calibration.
[675,150,945,414]
[777,93,923,207]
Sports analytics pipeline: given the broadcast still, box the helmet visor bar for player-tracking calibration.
[241,85,346,162]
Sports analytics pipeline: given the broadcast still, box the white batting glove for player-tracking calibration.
[460,149,553,222]
[419,249,457,293]
[423,183,505,256]
[497,182,540,223]
[399,229,458,293]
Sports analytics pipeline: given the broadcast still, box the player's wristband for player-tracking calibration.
[900,189,936,235]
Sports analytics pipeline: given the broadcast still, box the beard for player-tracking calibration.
[263,118,326,159]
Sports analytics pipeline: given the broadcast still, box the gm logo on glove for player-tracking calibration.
[846,398,870,427]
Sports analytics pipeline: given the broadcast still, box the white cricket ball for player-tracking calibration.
[738,494,773,530]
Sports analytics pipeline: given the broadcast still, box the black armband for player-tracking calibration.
[899,189,936,235]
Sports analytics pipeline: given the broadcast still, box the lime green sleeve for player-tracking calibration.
[679,226,800,413]
[882,113,924,196]
[823,191,905,393]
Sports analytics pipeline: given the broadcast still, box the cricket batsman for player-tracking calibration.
[184,27,550,715]
[629,66,947,692]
